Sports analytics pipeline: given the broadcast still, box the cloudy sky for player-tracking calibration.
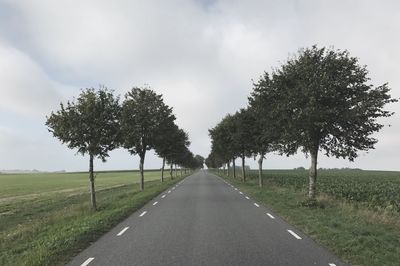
[0,0,399,172]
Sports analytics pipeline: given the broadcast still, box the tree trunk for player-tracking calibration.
[89,154,97,211]
[232,158,236,179]
[175,164,177,179]
[241,153,246,182]
[308,147,318,199]
[258,153,264,188]
[227,160,231,177]
[170,163,173,179]
[161,157,165,182]
[139,152,146,191]
[180,167,182,177]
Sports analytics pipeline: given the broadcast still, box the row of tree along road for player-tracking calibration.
[46,87,204,210]
[206,45,398,204]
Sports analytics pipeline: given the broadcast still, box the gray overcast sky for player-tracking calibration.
[0,0,399,171]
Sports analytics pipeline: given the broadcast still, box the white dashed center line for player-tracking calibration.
[80,257,94,266]
[117,227,129,236]
[266,213,275,219]
[153,201,158,206]
[287,230,302,239]
[245,196,250,200]
[162,194,166,198]
[254,203,260,207]
[139,211,147,217]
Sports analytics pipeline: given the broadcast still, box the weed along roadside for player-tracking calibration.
[213,170,400,266]
[0,171,191,266]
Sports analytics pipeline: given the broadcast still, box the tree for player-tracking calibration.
[153,111,177,182]
[249,72,283,187]
[271,46,397,200]
[194,155,205,169]
[208,114,238,177]
[175,148,192,175]
[120,87,173,190]
[231,109,255,182]
[205,151,223,169]
[166,128,190,179]
[46,87,120,210]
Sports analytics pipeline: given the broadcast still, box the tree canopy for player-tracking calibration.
[120,87,175,190]
[46,87,120,210]
[272,46,396,160]
[207,45,397,200]
[269,46,397,199]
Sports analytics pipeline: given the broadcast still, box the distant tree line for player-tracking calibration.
[206,45,397,203]
[46,86,204,210]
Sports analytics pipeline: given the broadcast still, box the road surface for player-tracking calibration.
[68,170,346,266]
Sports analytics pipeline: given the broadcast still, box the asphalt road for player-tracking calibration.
[67,170,346,266]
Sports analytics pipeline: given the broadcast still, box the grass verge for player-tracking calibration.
[216,172,400,266]
[0,174,188,266]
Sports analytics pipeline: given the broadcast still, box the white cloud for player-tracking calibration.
[0,0,399,171]
[0,43,66,119]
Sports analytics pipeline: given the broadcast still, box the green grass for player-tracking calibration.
[215,170,400,266]
[0,170,189,266]
[0,170,162,198]
[247,169,400,212]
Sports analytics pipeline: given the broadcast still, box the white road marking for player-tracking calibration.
[139,211,147,217]
[168,190,171,193]
[266,213,275,219]
[117,227,129,236]
[254,203,260,207]
[239,191,243,194]
[172,187,175,190]
[162,194,166,198]
[153,201,158,206]
[328,264,336,266]
[245,196,250,200]
[81,257,94,266]
[287,230,302,239]
[234,188,238,191]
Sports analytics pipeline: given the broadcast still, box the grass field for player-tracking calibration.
[247,169,400,212]
[0,170,163,199]
[214,169,400,266]
[0,170,187,266]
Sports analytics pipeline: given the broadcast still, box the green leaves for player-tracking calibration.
[45,87,120,161]
[120,87,174,157]
[119,86,197,170]
[47,85,198,194]
[207,45,397,199]
[268,45,397,158]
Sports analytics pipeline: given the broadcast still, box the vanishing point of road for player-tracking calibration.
[68,170,345,266]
